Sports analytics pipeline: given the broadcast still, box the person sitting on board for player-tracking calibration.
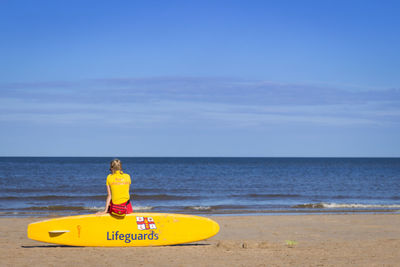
[97,159,133,215]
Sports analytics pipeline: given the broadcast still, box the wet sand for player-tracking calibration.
[1,214,399,266]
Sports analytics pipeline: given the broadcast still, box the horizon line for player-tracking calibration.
[1,156,399,159]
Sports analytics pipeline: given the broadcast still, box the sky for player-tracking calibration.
[0,0,399,157]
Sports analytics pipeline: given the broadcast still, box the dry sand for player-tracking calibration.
[1,214,399,266]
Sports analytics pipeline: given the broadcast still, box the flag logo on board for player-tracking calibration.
[136,216,157,230]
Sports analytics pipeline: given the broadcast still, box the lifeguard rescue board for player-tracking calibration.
[27,213,220,247]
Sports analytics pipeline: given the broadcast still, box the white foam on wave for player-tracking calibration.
[132,206,153,211]
[188,206,212,211]
[322,203,400,209]
[85,206,104,211]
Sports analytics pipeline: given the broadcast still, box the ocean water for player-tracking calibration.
[0,157,399,217]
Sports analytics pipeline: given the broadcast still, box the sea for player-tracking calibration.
[0,157,399,217]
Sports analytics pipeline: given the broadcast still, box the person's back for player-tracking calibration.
[106,170,131,204]
[97,159,133,215]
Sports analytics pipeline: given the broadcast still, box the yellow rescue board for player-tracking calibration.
[27,213,219,247]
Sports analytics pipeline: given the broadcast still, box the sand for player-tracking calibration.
[1,214,399,266]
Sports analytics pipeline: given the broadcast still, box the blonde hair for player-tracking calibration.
[110,159,122,174]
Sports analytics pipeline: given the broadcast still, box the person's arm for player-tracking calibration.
[104,185,112,212]
[97,185,111,214]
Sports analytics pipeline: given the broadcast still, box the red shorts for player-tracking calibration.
[108,200,133,214]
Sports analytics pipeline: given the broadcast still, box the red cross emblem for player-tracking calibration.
[136,216,157,230]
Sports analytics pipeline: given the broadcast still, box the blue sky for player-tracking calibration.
[0,0,399,156]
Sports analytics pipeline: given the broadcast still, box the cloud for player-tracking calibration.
[0,77,399,129]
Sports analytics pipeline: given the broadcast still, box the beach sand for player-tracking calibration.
[1,214,399,266]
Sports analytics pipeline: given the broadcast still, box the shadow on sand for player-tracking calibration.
[22,243,210,248]
[21,245,82,248]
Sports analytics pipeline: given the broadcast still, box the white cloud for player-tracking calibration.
[0,77,399,129]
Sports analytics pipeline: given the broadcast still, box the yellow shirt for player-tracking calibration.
[106,171,131,204]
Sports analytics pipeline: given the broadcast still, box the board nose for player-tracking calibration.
[204,218,220,239]
[212,220,220,234]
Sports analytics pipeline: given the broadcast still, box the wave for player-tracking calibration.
[0,193,196,201]
[184,204,252,212]
[132,206,153,211]
[292,203,400,209]
[0,195,106,201]
[312,195,400,200]
[131,194,196,201]
[3,205,154,212]
[27,205,99,211]
[185,206,213,211]
[232,193,302,199]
